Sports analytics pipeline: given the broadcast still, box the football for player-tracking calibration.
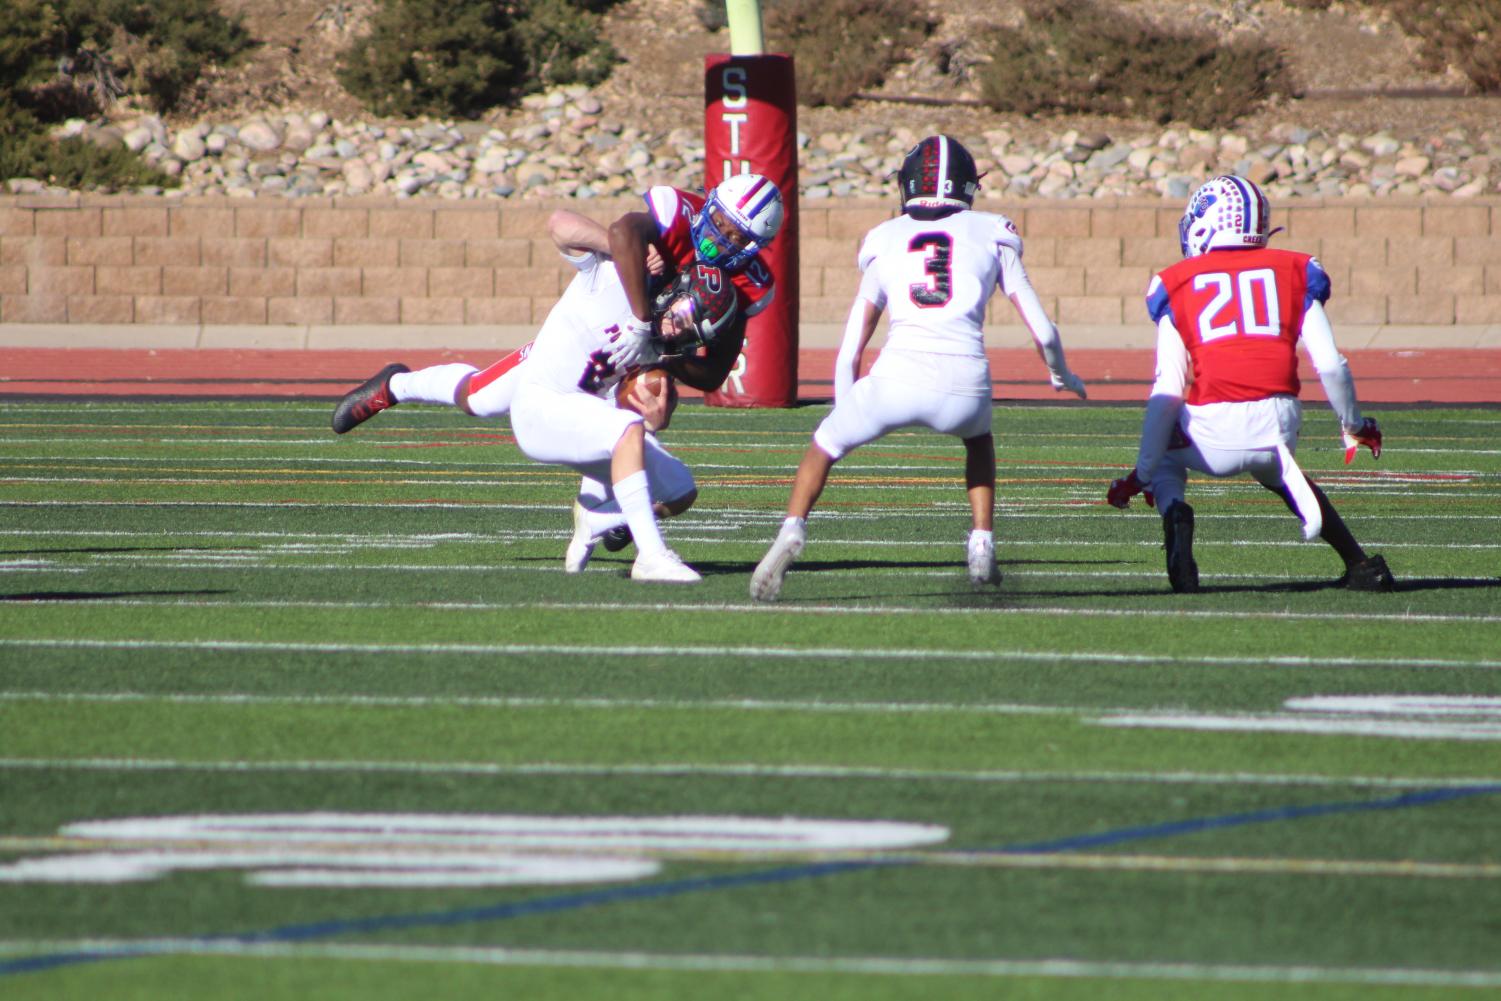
[616,367,678,430]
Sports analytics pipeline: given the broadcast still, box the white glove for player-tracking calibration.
[1050,369,1087,400]
[606,316,659,373]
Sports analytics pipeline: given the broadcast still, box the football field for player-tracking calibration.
[2,395,1499,999]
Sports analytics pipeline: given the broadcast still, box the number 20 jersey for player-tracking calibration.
[1146,248,1332,405]
[855,210,1027,359]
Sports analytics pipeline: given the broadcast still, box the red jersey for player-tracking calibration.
[1145,247,1331,405]
[644,186,775,317]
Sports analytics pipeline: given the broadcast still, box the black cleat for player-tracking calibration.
[600,525,633,553]
[332,363,408,434]
[1163,500,1199,593]
[1341,554,1395,592]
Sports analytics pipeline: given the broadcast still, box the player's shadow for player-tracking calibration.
[0,590,232,602]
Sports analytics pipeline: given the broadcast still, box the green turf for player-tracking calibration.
[1,398,1499,998]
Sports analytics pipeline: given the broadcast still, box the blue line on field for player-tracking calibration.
[4,783,1500,978]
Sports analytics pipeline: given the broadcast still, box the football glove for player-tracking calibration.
[606,315,660,372]
[1106,469,1155,510]
[1050,369,1088,400]
[1342,417,1382,464]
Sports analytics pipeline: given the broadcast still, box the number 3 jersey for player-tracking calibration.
[855,210,1028,360]
[1146,248,1332,405]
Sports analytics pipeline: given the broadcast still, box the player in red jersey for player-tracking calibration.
[329,175,783,570]
[1106,175,1392,593]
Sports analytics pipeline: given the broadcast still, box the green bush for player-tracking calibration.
[0,109,173,190]
[339,0,620,119]
[974,0,1288,129]
[51,0,252,113]
[0,1,63,97]
[512,0,619,92]
[763,0,935,108]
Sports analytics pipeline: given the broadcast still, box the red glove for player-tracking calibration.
[1107,469,1155,510]
[1342,418,1382,464]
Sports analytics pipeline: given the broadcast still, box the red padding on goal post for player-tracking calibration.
[703,53,799,408]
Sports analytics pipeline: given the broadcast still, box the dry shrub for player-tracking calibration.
[974,0,1288,128]
[763,0,935,108]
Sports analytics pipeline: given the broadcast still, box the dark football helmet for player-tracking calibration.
[651,263,740,354]
[898,134,980,211]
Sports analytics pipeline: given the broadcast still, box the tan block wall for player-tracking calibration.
[1,194,1498,344]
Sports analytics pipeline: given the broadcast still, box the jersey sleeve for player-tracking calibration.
[1145,273,1174,324]
[644,186,683,233]
[1305,256,1331,308]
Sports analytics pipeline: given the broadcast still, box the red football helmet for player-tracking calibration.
[652,264,740,353]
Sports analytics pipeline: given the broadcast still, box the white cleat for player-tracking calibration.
[967,536,1001,588]
[630,547,702,583]
[750,524,806,602]
[564,501,596,574]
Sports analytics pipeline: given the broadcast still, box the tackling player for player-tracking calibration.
[330,175,783,571]
[1105,174,1393,593]
[749,134,1089,602]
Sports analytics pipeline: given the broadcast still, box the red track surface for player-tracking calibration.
[2,347,1498,404]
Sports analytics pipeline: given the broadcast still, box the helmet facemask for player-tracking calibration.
[691,173,783,274]
[652,264,740,355]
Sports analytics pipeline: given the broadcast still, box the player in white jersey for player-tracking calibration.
[749,135,1089,602]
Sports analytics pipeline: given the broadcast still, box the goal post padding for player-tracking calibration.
[703,53,799,408]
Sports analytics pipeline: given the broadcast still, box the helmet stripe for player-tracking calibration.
[734,175,769,211]
[1224,175,1261,236]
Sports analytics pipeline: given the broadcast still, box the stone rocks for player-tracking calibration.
[55,91,1501,203]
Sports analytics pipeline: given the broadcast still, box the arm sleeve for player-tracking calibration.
[1000,245,1073,377]
[1134,317,1188,479]
[834,297,883,401]
[1301,300,1363,430]
[1000,249,1057,355]
[663,322,746,393]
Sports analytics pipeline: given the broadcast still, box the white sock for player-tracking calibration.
[969,528,994,549]
[388,364,477,406]
[782,516,807,537]
[583,504,626,536]
[614,471,666,555]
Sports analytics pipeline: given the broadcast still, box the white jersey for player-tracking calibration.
[856,210,1027,358]
[518,250,631,396]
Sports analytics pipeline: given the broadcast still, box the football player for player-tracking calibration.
[331,173,783,435]
[331,177,783,566]
[1105,174,1393,593]
[749,134,1088,602]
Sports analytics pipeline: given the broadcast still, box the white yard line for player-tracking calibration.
[1,939,1499,987]
[4,637,1500,670]
[4,595,1500,625]
[0,756,1492,789]
[0,690,1076,717]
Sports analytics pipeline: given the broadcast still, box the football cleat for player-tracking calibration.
[1341,553,1395,592]
[1162,500,1199,594]
[601,525,633,553]
[631,547,702,584]
[564,501,596,574]
[332,363,408,434]
[967,535,1000,589]
[749,522,806,602]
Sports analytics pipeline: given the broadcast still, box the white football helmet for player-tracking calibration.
[1179,175,1272,258]
[693,172,783,274]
